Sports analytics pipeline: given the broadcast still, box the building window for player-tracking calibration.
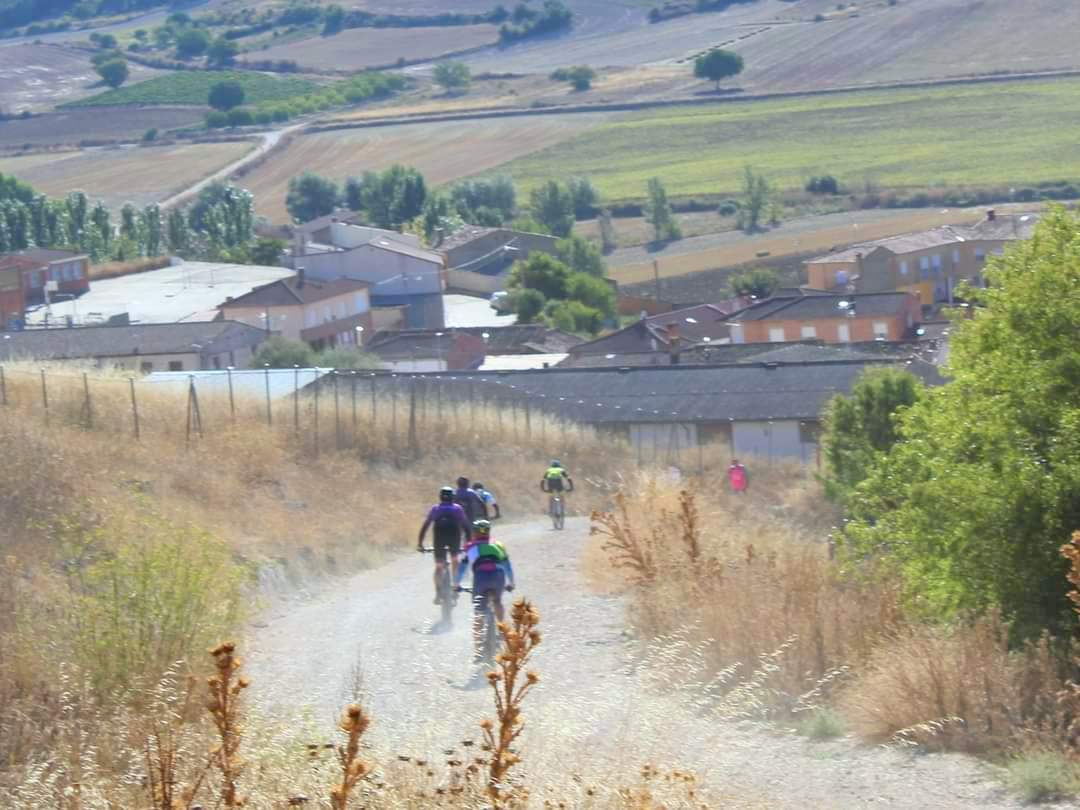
[140,361,153,374]
[72,263,82,279]
[800,325,816,339]
[931,254,942,271]
[919,256,930,280]
[168,360,183,371]
[324,305,332,323]
[305,310,316,328]
[837,323,851,343]
[952,249,961,264]
[872,321,888,339]
[337,300,347,319]
[768,327,785,343]
[975,248,986,262]
[899,261,909,276]
[354,293,367,313]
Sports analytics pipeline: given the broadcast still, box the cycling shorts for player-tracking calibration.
[432,535,461,564]
[545,477,565,492]
[471,570,505,613]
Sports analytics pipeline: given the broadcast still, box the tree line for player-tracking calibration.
[0,172,280,265]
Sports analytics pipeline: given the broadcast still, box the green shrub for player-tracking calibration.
[227,108,254,126]
[205,109,229,128]
[55,509,246,691]
[254,110,272,124]
[142,127,158,142]
[796,709,846,740]
[1007,753,1080,802]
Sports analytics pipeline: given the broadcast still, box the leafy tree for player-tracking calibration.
[226,108,254,127]
[841,208,1080,636]
[418,193,465,242]
[547,299,604,335]
[449,175,516,225]
[89,32,117,49]
[738,165,770,232]
[208,80,245,111]
[95,58,128,88]
[644,177,680,242]
[693,48,744,90]
[433,61,471,93]
[510,288,546,323]
[806,175,840,194]
[286,172,340,224]
[140,204,162,256]
[89,200,111,258]
[119,202,141,250]
[176,27,210,59]
[597,209,617,253]
[550,65,596,91]
[566,272,615,317]
[567,176,597,219]
[729,268,778,299]
[508,252,569,300]
[554,233,605,277]
[821,368,924,504]
[529,180,575,238]
[510,215,550,235]
[251,336,317,368]
[207,37,238,67]
[250,237,285,265]
[322,4,345,35]
[351,166,426,229]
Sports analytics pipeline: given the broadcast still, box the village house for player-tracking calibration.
[217,271,373,351]
[567,300,749,359]
[367,324,583,371]
[291,222,446,329]
[1,248,90,306]
[804,210,1038,305]
[0,321,266,372]
[727,291,921,344]
[0,258,27,329]
[440,226,560,296]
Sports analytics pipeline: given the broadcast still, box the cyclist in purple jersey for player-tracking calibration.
[454,476,488,522]
[418,486,472,604]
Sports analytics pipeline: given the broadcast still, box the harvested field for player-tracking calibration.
[492,78,1080,202]
[0,43,164,112]
[242,113,608,223]
[0,107,205,147]
[603,207,1015,286]
[0,140,254,209]
[254,24,500,71]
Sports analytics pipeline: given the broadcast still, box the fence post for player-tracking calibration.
[524,396,531,437]
[226,366,236,422]
[263,364,272,426]
[313,373,320,458]
[186,375,203,443]
[0,365,7,406]
[469,381,475,430]
[370,374,377,424]
[390,377,398,445]
[351,372,358,430]
[40,368,49,426]
[408,376,418,458]
[129,377,140,441]
[334,372,342,450]
[293,365,300,435]
[82,372,93,429]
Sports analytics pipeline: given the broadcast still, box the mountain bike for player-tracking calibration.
[548,493,565,531]
[458,585,510,666]
[420,547,455,625]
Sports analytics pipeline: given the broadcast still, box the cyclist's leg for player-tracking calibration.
[471,586,489,658]
[433,540,449,601]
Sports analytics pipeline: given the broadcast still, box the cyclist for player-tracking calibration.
[540,460,573,497]
[418,486,472,605]
[455,519,515,659]
[472,482,501,520]
[454,476,488,522]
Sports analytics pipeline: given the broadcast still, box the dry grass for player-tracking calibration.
[89,255,172,280]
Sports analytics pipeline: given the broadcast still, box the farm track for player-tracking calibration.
[247,517,1041,808]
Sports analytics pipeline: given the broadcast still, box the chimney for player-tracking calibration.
[987,208,996,221]
[296,267,306,288]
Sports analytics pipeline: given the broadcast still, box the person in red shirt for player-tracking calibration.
[727,459,749,494]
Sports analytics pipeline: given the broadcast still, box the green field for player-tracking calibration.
[65,71,320,108]
[493,79,1080,200]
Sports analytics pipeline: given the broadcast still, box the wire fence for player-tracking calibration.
[0,365,809,472]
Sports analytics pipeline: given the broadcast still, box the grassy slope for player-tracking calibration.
[64,70,318,107]
[493,79,1080,200]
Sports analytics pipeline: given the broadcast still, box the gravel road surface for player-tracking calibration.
[247,518,1061,808]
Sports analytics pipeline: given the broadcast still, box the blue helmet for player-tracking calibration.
[550,460,562,468]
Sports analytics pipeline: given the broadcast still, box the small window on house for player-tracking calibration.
[837,323,851,343]
[931,254,942,270]
[50,268,59,281]
[800,325,816,339]
[872,321,888,339]
[354,293,367,313]
[899,260,909,276]
[798,421,820,444]
[768,327,785,343]
[975,248,986,262]
[140,361,153,374]
[919,256,930,280]
[305,310,316,328]
[324,305,332,323]
[952,249,961,264]
[168,360,183,371]
[992,247,1004,256]
[72,263,82,279]
[337,300,347,319]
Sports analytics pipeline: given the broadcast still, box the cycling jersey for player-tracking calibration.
[456,538,514,585]
[419,502,470,562]
[455,486,488,522]
[543,466,570,492]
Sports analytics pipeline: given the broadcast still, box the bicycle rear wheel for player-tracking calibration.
[438,567,453,624]
[553,496,565,530]
[482,605,498,665]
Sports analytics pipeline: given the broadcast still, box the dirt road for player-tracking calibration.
[247,517,1042,808]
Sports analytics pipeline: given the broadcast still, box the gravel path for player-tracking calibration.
[247,518,1065,808]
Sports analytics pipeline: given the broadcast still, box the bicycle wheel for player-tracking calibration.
[483,605,498,665]
[438,567,453,625]
[554,496,565,530]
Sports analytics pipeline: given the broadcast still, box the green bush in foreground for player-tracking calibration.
[1007,753,1080,802]
[796,709,846,740]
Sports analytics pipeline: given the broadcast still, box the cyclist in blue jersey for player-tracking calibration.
[418,486,472,605]
[472,482,501,520]
[456,519,515,655]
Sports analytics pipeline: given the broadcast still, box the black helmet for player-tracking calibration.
[456,476,470,488]
[439,486,454,503]
[473,482,485,491]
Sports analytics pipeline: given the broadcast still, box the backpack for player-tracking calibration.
[472,540,508,573]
